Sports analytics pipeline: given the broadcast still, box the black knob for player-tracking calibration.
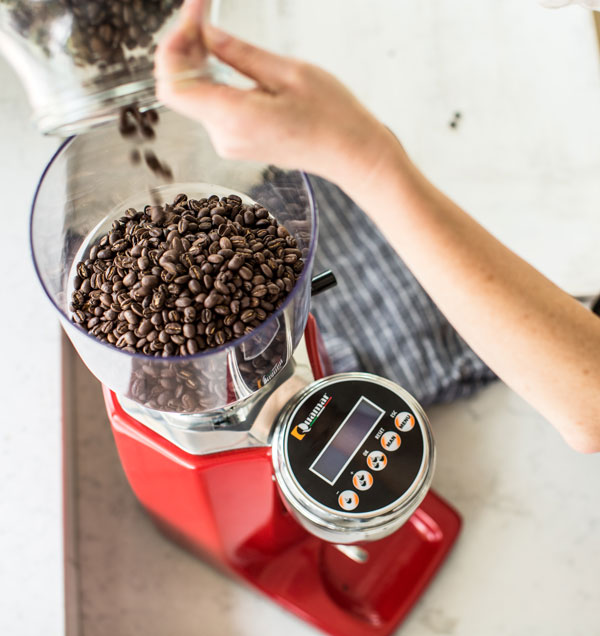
[311,270,337,296]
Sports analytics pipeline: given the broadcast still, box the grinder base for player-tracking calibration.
[105,316,461,636]
[151,489,460,636]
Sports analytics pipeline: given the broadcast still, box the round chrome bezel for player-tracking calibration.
[271,372,435,544]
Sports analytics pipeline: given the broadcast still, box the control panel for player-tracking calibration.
[281,376,426,516]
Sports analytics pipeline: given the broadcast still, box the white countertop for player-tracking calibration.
[1,1,600,634]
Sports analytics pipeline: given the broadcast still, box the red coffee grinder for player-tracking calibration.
[31,113,461,636]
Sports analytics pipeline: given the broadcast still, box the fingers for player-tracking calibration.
[154,8,299,157]
[179,0,210,23]
[203,25,296,91]
[154,0,209,78]
[157,77,246,122]
[155,27,193,77]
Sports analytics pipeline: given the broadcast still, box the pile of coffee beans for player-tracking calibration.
[127,325,289,412]
[2,0,183,70]
[70,192,305,358]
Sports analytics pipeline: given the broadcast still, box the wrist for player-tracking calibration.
[327,121,411,201]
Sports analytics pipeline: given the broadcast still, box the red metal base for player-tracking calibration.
[105,315,461,635]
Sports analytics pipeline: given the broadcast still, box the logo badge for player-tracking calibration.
[291,393,331,440]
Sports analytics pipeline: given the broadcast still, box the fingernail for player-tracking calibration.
[204,25,231,48]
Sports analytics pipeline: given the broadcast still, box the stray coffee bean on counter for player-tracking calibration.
[70,193,305,357]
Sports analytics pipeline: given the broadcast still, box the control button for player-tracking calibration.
[395,411,415,432]
[381,431,401,451]
[352,470,374,491]
[367,451,387,471]
[338,490,359,511]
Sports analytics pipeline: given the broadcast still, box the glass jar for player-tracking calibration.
[0,0,219,134]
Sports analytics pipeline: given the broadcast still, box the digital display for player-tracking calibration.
[310,397,385,484]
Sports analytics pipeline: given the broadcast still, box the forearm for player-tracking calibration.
[155,23,600,451]
[335,138,600,452]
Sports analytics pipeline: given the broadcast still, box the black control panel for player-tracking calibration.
[283,377,425,515]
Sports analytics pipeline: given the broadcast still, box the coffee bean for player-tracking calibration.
[218,237,232,250]
[160,249,178,263]
[151,290,165,310]
[162,261,179,276]
[233,321,245,336]
[131,302,144,316]
[214,305,229,316]
[181,323,195,339]
[124,310,139,325]
[186,339,199,355]
[205,321,217,337]
[183,306,196,323]
[141,275,159,288]
[204,291,223,309]
[137,319,153,336]
[251,285,268,298]
[188,265,202,280]
[215,330,226,346]
[213,279,229,295]
[239,266,253,281]
[188,279,202,295]
[227,254,244,271]
[207,254,224,265]
[130,149,141,165]
[240,309,256,323]
[73,310,86,324]
[171,237,184,253]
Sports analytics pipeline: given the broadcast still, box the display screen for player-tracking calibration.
[310,397,385,484]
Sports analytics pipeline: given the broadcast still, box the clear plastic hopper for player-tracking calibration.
[31,111,317,418]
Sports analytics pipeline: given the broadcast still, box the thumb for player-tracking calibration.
[155,0,210,79]
[180,0,211,22]
[203,25,294,91]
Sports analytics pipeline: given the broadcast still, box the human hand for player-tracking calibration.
[154,4,399,187]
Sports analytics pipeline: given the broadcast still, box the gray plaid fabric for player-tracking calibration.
[309,176,497,406]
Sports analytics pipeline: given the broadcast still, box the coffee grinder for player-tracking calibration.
[29,110,461,635]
